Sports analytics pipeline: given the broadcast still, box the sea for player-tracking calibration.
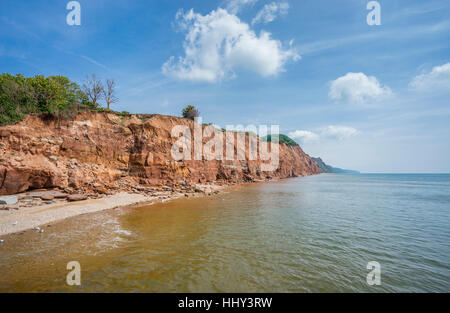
[0,174,449,292]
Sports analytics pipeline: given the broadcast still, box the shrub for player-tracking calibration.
[182,105,199,121]
[0,74,89,125]
[262,134,298,146]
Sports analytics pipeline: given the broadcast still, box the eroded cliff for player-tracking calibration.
[0,112,320,195]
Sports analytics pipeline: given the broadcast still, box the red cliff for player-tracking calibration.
[0,112,320,195]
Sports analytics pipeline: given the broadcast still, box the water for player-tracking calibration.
[0,174,449,292]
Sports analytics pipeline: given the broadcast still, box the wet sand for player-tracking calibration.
[0,184,225,237]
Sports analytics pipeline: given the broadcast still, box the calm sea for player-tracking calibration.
[0,174,449,292]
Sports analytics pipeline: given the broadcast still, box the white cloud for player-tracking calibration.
[319,125,359,140]
[289,126,358,143]
[162,8,300,83]
[252,2,289,25]
[226,0,258,14]
[288,130,320,143]
[329,72,392,104]
[410,62,450,92]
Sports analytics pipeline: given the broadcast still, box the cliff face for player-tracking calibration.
[0,112,321,195]
[312,157,334,173]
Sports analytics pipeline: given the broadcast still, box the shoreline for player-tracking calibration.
[0,184,226,237]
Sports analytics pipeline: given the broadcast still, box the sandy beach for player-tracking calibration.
[0,184,225,237]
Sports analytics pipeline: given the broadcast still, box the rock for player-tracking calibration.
[67,194,88,202]
[0,195,18,205]
[18,195,33,201]
[95,187,109,194]
[13,221,18,226]
[40,194,55,201]
[0,200,6,205]
[51,191,68,199]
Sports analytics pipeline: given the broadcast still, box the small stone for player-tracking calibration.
[34,226,40,231]
[0,240,4,243]
[39,229,45,233]
[13,221,18,226]
[95,187,109,194]
[40,194,55,201]
[51,191,68,199]
[67,194,88,202]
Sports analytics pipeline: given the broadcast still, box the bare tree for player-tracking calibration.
[82,74,104,107]
[103,79,118,110]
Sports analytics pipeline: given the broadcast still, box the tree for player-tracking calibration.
[182,105,199,121]
[103,79,117,110]
[82,74,104,107]
[0,73,88,125]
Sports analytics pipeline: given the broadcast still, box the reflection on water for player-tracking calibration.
[0,174,449,292]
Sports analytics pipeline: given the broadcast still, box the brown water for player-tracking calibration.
[0,174,449,292]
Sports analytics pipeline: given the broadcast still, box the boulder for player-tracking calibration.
[0,195,18,205]
[40,194,55,201]
[67,194,88,202]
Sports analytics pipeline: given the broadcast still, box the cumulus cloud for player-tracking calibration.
[289,126,358,143]
[162,8,300,83]
[319,125,359,140]
[252,2,289,25]
[329,72,392,104]
[288,130,320,143]
[410,62,450,92]
[226,0,258,14]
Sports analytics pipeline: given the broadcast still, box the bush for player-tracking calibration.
[262,134,298,146]
[182,105,199,121]
[0,73,89,125]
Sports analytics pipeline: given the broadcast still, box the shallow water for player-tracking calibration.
[0,174,449,292]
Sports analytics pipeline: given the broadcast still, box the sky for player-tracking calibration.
[0,0,449,173]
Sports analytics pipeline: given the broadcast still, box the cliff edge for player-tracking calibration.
[0,111,321,195]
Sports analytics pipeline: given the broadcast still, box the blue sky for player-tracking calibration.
[1,0,449,173]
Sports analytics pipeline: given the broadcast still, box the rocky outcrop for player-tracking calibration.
[0,112,321,195]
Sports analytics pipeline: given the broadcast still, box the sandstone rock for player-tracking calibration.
[95,187,109,194]
[51,191,68,199]
[40,194,55,201]
[67,194,88,202]
[0,196,18,205]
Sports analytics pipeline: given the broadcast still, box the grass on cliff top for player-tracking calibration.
[261,134,299,146]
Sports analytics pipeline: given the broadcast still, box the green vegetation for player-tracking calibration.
[182,105,199,121]
[0,73,123,126]
[0,73,95,125]
[262,134,299,146]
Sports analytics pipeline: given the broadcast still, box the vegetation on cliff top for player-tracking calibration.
[0,73,121,126]
[262,134,299,146]
[182,105,200,121]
